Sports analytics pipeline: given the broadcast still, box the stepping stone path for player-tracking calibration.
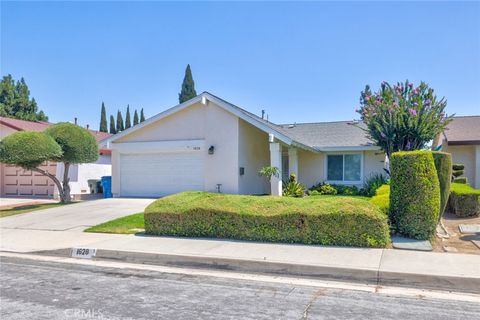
[391,235,433,251]
[458,224,480,234]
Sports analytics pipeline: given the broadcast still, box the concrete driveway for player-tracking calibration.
[0,198,154,232]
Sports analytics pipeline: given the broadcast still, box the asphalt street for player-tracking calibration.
[1,256,479,320]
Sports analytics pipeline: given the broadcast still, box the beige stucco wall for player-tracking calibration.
[238,119,270,195]
[204,101,239,194]
[363,150,386,180]
[298,150,324,188]
[116,103,206,143]
[443,144,477,187]
[111,101,240,196]
[297,149,385,188]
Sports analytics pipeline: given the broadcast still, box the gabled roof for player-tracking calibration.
[443,116,480,145]
[107,92,378,152]
[0,116,112,143]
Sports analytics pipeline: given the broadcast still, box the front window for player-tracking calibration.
[327,154,361,182]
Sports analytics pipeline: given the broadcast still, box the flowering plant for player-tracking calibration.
[357,80,453,157]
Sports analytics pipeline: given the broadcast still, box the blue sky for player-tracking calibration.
[2,1,479,129]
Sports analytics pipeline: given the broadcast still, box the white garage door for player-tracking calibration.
[120,152,204,197]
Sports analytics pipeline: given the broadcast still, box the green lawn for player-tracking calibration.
[85,213,144,234]
[0,202,69,218]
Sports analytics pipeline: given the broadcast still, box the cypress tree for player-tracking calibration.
[109,115,116,134]
[133,109,139,126]
[116,110,124,132]
[140,108,145,122]
[99,102,108,132]
[178,64,197,103]
[125,105,131,129]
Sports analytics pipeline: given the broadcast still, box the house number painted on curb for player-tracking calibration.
[71,248,97,259]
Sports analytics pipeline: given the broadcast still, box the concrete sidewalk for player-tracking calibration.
[1,228,479,293]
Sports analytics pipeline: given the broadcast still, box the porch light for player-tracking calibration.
[208,146,215,155]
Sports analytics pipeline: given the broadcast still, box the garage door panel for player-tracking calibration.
[120,152,204,197]
[1,162,56,198]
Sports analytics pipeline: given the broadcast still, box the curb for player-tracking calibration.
[30,247,480,294]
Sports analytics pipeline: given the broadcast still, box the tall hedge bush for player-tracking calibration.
[431,151,452,217]
[390,151,440,239]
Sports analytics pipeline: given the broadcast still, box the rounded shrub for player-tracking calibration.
[0,131,62,169]
[45,122,98,164]
[448,183,480,217]
[390,151,440,239]
[318,184,337,195]
[431,151,452,217]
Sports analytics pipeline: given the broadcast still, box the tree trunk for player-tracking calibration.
[31,162,71,203]
[62,162,71,203]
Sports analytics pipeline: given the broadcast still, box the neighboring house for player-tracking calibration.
[433,115,480,189]
[0,116,112,199]
[106,92,385,197]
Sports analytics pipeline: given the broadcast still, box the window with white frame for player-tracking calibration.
[326,153,362,182]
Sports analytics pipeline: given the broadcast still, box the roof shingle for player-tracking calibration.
[278,121,374,149]
[444,116,480,144]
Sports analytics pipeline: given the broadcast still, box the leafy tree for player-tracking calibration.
[0,123,98,203]
[109,115,116,134]
[125,105,131,129]
[99,102,108,132]
[116,110,124,132]
[0,74,48,121]
[357,80,453,157]
[140,108,145,122]
[178,64,197,103]
[133,109,139,126]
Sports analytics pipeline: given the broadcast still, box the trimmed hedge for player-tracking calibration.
[452,164,464,171]
[390,151,440,240]
[45,122,98,164]
[448,183,480,217]
[453,177,468,184]
[0,131,62,169]
[369,185,390,215]
[144,192,390,248]
[432,152,452,217]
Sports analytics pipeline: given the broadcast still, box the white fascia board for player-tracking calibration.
[111,139,205,154]
[317,145,380,152]
[203,93,318,153]
[106,96,203,144]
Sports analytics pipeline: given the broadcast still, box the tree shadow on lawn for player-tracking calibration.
[0,202,68,218]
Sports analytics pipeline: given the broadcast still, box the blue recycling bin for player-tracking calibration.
[101,176,112,198]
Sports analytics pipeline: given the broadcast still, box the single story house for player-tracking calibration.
[0,116,112,199]
[106,92,386,197]
[433,115,480,188]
